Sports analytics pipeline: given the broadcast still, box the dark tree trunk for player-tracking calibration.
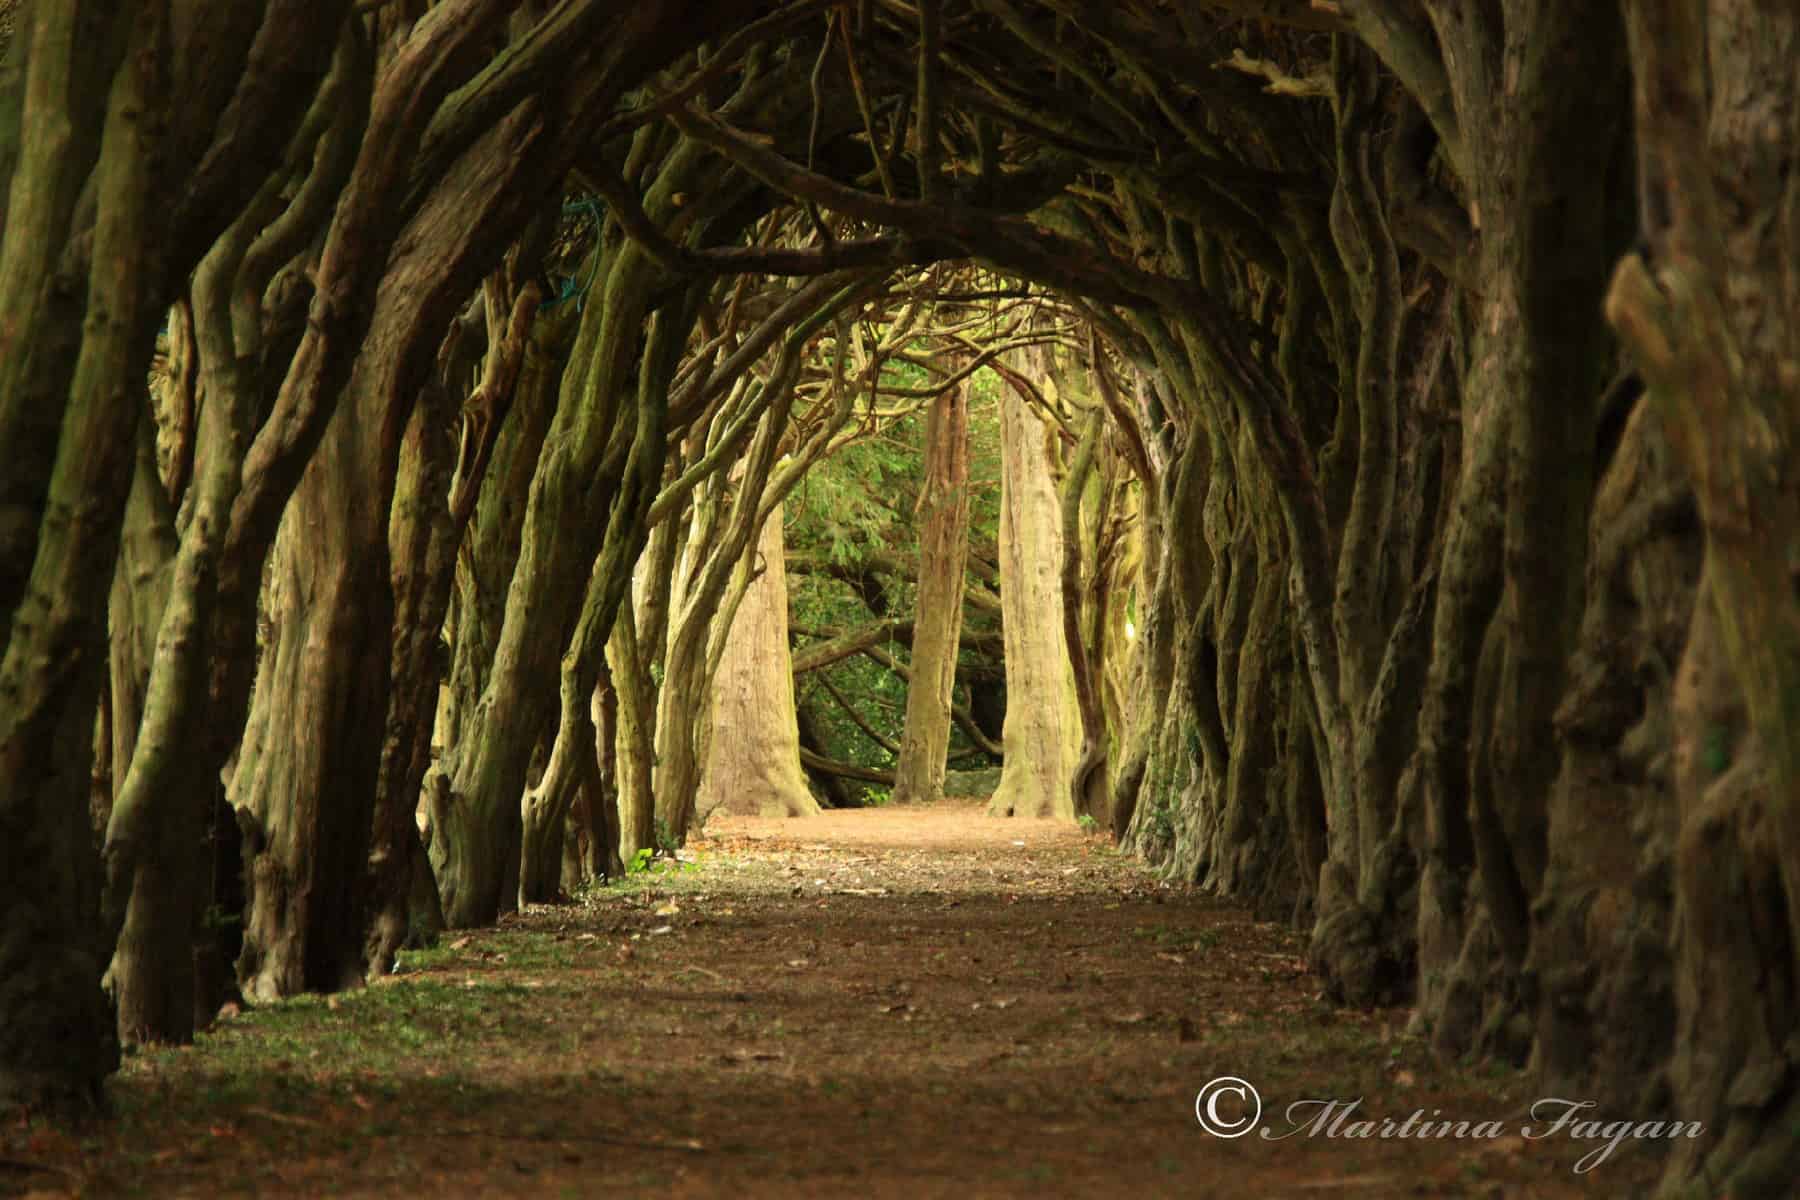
[234,98,557,999]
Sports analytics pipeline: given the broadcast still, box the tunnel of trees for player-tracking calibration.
[1,1,1797,1194]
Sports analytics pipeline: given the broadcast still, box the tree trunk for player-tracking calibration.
[1602,5,1800,1189]
[234,95,556,998]
[369,270,546,972]
[435,238,687,926]
[890,381,970,806]
[436,314,564,811]
[697,502,819,822]
[988,374,1081,820]
[609,586,661,859]
[520,396,680,904]
[0,0,167,1109]
[104,423,186,1043]
[103,0,525,1030]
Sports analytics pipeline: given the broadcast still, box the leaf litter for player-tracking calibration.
[12,799,1665,1198]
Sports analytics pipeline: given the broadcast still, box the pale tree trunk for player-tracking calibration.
[988,376,1081,820]
[653,277,874,844]
[104,418,185,1041]
[890,381,970,806]
[609,569,662,860]
[697,502,819,822]
[654,448,777,843]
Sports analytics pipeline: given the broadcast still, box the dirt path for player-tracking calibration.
[11,803,1662,1197]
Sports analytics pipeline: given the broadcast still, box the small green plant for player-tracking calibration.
[1149,795,1176,844]
[628,846,655,874]
[652,817,679,855]
[1702,723,1732,777]
[201,903,241,931]
[1077,813,1098,833]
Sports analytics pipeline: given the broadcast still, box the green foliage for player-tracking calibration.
[201,903,242,931]
[1149,793,1176,845]
[1702,723,1732,777]
[784,361,1008,779]
[652,817,679,856]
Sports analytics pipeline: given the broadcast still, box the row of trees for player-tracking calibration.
[3,3,1797,1193]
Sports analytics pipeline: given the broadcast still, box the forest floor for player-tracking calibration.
[8,800,1665,1198]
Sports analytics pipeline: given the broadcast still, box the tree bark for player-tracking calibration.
[435,244,694,924]
[0,0,165,1109]
[697,502,819,822]
[890,380,970,805]
[988,372,1081,820]
[232,92,556,1000]
[1602,4,1800,1188]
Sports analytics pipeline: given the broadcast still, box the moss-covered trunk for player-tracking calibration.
[435,232,692,924]
[519,327,675,899]
[1601,4,1800,1189]
[0,0,166,1108]
[233,97,555,996]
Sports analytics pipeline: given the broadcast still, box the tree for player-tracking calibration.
[1596,2,1800,1186]
[2,0,361,1106]
[4,8,1798,1184]
[696,502,818,823]
[987,367,1081,820]
[889,377,970,805]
